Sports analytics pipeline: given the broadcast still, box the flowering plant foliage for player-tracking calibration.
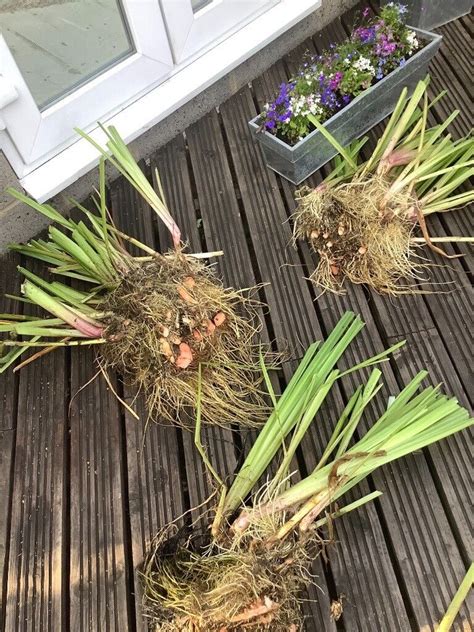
[259,3,421,144]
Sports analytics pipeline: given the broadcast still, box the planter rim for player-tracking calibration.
[249,26,442,155]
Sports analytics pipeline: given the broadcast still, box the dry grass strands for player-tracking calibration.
[142,516,313,632]
[101,252,271,426]
[294,78,474,295]
[294,178,421,294]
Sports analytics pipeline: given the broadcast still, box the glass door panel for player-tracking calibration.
[191,0,212,11]
[0,0,173,167]
[0,0,134,110]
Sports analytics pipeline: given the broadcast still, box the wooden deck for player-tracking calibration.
[0,5,472,631]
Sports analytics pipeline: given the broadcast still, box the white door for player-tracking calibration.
[160,0,279,64]
[0,0,320,200]
[0,0,173,174]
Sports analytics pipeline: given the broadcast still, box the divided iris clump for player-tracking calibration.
[0,126,276,427]
[259,3,419,144]
[142,312,472,631]
[293,77,474,294]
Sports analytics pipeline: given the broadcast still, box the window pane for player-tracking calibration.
[0,0,134,110]
[191,0,213,12]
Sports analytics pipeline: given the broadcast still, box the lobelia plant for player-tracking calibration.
[0,125,277,427]
[142,312,472,631]
[259,3,420,144]
[292,77,474,294]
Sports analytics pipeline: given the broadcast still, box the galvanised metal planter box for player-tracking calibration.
[381,0,473,31]
[248,28,442,185]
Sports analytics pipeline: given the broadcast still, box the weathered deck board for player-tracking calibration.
[2,258,66,632]
[155,132,239,531]
[0,254,21,630]
[69,348,130,632]
[0,5,472,632]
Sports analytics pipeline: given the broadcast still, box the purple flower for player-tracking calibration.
[354,25,376,43]
[261,0,416,143]
[375,33,397,56]
[329,71,343,90]
[263,80,296,131]
[274,81,294,106]
[321,85,339,109]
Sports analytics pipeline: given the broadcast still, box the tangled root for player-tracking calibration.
[101,251,274,427]
[293,178,426,295]
[142,515,319,631]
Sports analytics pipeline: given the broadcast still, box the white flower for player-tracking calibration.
[309,103,322,116]
[407,30,419,51]
[353,56,376,75]
[289,95,303,115]
[290,93,323,117]
[387,2,408,14]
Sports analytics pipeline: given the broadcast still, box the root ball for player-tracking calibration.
[142,516,317,631]
[293,178,422,294]
[101,251,273,426]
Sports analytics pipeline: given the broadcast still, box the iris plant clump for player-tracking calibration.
[142,313,472,631]
[293,78,474,294]
[0,127,275,427]
[260,3,420,144]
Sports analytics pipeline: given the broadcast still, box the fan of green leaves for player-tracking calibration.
[210,311,472,535]
[309,76,473,218]
[0,125,183,373]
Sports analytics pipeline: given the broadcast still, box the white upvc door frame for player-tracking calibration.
[0,0,173,174]
[4,0,321,201]
[161,0,280,64]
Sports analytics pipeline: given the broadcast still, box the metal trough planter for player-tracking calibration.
[248,27,442,185]
[381,0,473,31]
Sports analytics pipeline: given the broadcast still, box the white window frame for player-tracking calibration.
[2,0,321,200]
[0,1,173,172]
[161,0,280,64]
